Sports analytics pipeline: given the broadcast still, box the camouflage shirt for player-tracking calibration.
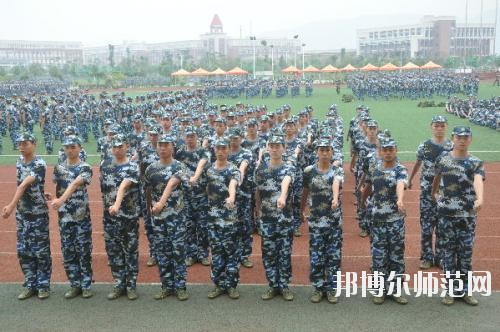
[416,139,453,191]
[303,164,344,227]
[53,162,92,222]
[175,146,211,194]
[205,163,240,225]
[138,141,159,175]
[255,162,295,221]
[228,147,254,192]
[144,160,186,219]
[99,159,140,220]
[366,162,408,222]
[16,156,48,218]
[435,152,485,218]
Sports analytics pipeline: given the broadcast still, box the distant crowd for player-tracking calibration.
[446,96,500,131]
[346,72,479,100]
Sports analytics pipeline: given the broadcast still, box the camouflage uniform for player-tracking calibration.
[16,156,52,292]
[53,161,93,291]
[435,151,485,294]
[303,164,344,292]
[145,159,187,292]
[416,138,453,265]
[176,145,211,263]
[138,139,160,261]
[255,161,295,291]
[205,162,241,291]
[100,158,141,292]
[228,146,254,263]
[365,161,408,291]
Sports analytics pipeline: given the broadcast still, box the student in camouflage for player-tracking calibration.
[301,139,344,304]
[204,137,242,300]
[408,116,453,269]
[177,126,211,267]
[146,134,189,301]
[100,134,141,301]
[2,132,52,300]
[138,126,161,267]
[363,138,408,305]
[50,135,94,299]
[255,135,296,301]
[57,126,88,164]
[228,127,255,268]
[432,126,484,306]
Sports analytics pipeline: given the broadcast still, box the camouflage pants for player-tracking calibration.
[360,197,373,233]
[59,219,93,290]
[419,191,441,264]
[260,217,294,290]
[138,182,156,259]
[43,130,53,154]
[237,191,253,261]
[438,216,475,293]
[152,214,187,291]
[371,218,405,290]
[309,223,342,291]
[16,215,52,291]
[291,174,303,232]
[103,214,139,290]
[208,222,241,290]
[185,193,209,261]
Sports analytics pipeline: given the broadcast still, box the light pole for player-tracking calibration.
[293,35,299,67]
[301,43,306,78]
[250,36,256,79]
[270,45,274,79]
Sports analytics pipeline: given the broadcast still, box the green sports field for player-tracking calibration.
[0,84,498,165]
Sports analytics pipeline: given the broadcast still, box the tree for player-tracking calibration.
[278,55,286,69]
[48,65,63,79]
[28,63,45,77]
[108,44,115,67]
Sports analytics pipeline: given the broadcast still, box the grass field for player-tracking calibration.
[0,83,498,165]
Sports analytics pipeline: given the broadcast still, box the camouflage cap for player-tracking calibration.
[315,139,332,149]
[63,135,82,146]
[213,137,230,147]
[268,135,285,145]
[148,126,161,135]
[64,126,78,135]
[431,115,448,123]
[103,119,114,126]
[452,126,472,136]
[260,115,270,122]
[132,114,143,122]
[380,138,397,148]
[228,127,243,138]
[284,118,296,125]
[226,112,236,118]
[107,124,121,134]
[161,112,172,119]
[183,126,198,136]
[366,120,379,128]
[246,118,258,126]
[214,117,226,124]
[112,134,128,147]
[16,131,36,143]
[158,134,176,144]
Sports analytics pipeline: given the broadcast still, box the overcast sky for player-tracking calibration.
[2,0,498,50]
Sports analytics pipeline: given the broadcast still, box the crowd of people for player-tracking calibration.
[446,96,500,130]
[0,79,69,97]
[0,88,485,308]
[346,72,480,100]
[203,78,313,99]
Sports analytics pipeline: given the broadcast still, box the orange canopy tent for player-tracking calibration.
[420,61,442,69]
[302,65,321,73]
[171,69,191,76]
[226,66,248,75]
[282,65,301,73]
[360,63,379,71]
[190,68,210,76]
[401,62,420,70]
[209,67,227,75]
[321,64,339,73]
[340,64,357,72]
[379,63,400,71]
